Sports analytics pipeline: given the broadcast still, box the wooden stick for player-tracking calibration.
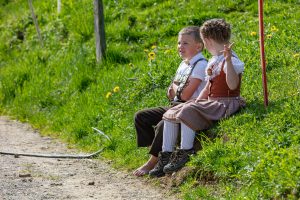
[28,0,43,47]
[258,0,269,107]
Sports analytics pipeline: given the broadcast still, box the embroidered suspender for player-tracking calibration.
[175,58,207,101]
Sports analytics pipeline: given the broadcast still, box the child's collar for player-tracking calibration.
[186,52,204,65]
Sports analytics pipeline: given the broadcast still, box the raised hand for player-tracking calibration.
[222,42,234,62]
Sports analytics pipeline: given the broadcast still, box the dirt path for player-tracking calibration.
[0,116,178,200]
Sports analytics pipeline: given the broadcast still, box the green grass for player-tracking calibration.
[1,0,300,199]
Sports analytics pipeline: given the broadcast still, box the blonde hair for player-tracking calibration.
[179,26,204,51]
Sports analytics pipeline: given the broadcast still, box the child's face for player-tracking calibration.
[177,34,201,61]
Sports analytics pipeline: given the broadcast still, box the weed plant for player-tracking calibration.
[0,0,299,199]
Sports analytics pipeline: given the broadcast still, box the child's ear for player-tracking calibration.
[201,43,204,50]
[197,42,204,51]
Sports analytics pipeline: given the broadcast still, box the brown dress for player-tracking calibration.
[163,64,245,131]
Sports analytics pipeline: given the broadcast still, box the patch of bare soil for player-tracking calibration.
[0,116,179,200]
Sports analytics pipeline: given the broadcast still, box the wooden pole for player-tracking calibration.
[28,0,43,47]
[94,0,106,62]
[258,0,268,107]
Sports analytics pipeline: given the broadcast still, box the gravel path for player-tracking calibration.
[0,116,178,200]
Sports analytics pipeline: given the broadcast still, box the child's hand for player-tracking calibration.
[222,42,234,62]
[167,85,175,100]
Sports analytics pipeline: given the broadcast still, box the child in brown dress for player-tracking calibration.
[149,18,245,177]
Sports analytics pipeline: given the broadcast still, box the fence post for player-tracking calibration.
[94,0,106,62]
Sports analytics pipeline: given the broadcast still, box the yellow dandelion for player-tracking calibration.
[271,25,279,32]
[164,49,171,54]
[293,53,300,58]
[151,45,157,49]
[148,52,156,61]
[106,92,112,99]
[250,31,257,36]
[266,34,272,39]
[144,49,149,53]
[113,86,120,93]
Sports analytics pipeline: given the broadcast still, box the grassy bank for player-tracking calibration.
[1,0,299,199]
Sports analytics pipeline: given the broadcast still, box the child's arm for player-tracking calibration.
[179,78,202,101]
[196,81,209,100]
[168,78,202,101]
[223,44,240,90]
[167,83,176,101]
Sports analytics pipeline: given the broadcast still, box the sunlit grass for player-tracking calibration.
[0,0,300,199]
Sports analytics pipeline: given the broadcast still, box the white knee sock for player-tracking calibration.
[162,120,179,152]
[180,122,195,150]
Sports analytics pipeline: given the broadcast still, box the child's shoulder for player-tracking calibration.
[192,53,208,63]
[231,53,244,65]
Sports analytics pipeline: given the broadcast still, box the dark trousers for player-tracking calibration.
[134,106,170,157]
